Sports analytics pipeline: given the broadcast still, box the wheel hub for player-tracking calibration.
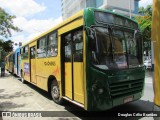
[52,86,59,99]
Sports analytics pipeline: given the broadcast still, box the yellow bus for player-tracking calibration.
[5,54,9,71]
[20,8,145,111]
[5,52,14,73]
[152,0,160,114]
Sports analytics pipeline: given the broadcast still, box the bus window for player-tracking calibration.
[30,47,36,59]
[47,32,58,57]
[64,33,72,62]
[125,32,140,67]
[112,29,127,69]
[22,46,29,59]
[73,30,83,62]
[37,37,47,58]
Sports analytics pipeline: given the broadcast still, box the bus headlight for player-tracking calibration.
[98,88,104,94]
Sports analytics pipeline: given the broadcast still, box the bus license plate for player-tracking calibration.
[124,96,133,103]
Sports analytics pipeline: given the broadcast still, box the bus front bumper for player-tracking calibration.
[112,92,142,107]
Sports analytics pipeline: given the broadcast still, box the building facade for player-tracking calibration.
[61,0,140,20]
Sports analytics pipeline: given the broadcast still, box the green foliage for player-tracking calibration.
[0,7,21,63]
[138,5,152,16]
[0,39,13,62]
[136,5,152,51]
[0,7,21,38]
[136,15,151,39]
[0,39,13,52]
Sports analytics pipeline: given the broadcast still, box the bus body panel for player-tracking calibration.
[58,15,85,104]
[82,30,87,110]
[35,57,61,91]
[14,48,21,76]
[31,57,36,83]
[152,0,160,107]
[5,55,9,71]
[8,52,14,74]
[22,59,30,82]
[73,63,84,104]
[58,17,83,35]
[8,62,14,73]
[64,63,72,99]
[29,42,37,84]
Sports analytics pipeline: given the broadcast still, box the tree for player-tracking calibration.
[0,7,21,63]
[2,40,13,52]
[0,7,21,38]
[138,5,152,16]
[0,39,13,63]
[135,5,152,53]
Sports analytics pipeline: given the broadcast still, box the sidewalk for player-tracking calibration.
[0,70,10,78]
[145,71,153,84]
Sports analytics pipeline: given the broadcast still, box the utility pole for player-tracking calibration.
[129,0,132,18]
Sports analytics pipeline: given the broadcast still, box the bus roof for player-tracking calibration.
[21,8,137,47]
[91,7,137,24]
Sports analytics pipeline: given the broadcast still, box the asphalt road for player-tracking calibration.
[0,70,154,120]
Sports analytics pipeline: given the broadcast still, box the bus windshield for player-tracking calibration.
[91,27,143,70]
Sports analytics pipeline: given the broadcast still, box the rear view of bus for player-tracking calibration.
[84,8,145,110]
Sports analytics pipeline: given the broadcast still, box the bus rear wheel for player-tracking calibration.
[51,80,63,104]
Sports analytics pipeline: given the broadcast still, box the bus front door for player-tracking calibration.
[63,29,84,104]
[30,46,36,84]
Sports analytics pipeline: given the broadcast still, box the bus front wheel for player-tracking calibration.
[51,80,63,104]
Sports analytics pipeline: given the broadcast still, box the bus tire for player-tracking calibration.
[51,80,63,104]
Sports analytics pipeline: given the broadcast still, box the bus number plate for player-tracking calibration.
[124,96,133,103]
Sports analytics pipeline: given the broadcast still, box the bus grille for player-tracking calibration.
[109,79,144,98]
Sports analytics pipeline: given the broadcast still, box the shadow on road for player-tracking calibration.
[0,89,5,93]
[62,99,154,120]
[0,91,33,99]
[20,80,52,100]
[0,89,26,111]
[0,101,25,111]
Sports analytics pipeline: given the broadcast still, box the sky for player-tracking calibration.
[0,0,152,50]
[139,0,152,7]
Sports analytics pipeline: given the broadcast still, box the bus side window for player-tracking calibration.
[30,47,36,59]
[37,37,47,58]
[22,46,29,59]
[64,33,72,62]
[73,30,83,62]
[47,32,58,57]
